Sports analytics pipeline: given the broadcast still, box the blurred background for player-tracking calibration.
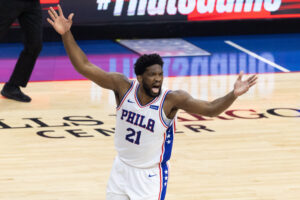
[2,0,300,42]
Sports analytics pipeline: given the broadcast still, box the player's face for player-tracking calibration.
[139,64,163,98]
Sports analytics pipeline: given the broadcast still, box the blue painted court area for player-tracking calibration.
[184,33,300,73]
[0,33,299,82]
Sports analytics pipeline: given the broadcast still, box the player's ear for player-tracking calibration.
[137,75,142,83]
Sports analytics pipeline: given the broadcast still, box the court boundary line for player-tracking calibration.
[225,40,290,72]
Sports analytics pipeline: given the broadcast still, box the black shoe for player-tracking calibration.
[1,83,31,102]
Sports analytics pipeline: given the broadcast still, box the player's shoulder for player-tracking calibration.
[166,89,189,97]
[165,89,189,103]
[111,72,131,87]
[109,73,133,98]
[111,72,129,82]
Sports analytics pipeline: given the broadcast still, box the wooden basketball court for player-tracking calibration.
[1,71,299,200]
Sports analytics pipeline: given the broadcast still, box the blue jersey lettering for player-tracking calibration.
[120,109,155,132]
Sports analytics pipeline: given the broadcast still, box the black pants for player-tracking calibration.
[0,0,42,87]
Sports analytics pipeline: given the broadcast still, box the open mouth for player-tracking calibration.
[152,86,160,94]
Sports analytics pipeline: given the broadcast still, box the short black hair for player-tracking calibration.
[134,53,164,75]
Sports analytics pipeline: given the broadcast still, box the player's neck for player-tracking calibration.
[137,87,156,106]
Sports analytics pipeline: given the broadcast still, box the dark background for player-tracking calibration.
[1,0,300,43]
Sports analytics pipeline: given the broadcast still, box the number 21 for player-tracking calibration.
[125,128,141,145]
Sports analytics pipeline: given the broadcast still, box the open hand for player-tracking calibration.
[233,71,258,97]
[47,5,74,35]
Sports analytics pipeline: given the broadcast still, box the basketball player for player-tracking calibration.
[47,5,257,200]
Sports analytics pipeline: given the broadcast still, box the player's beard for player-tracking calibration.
[142,83,161,98]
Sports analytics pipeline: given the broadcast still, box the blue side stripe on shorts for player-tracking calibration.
[159,163,168,200]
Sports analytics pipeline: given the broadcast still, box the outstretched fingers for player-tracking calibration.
[68,13,74,21]
[249,81,257,87]
[47,17,54,26]
[247,74,258,87]
[247,74,258,82]
[237,71,244,81]
[49,7,58,18]
[57,4,64,17]
[48,7,57,21]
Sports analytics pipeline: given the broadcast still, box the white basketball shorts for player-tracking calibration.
[106,156,169,200]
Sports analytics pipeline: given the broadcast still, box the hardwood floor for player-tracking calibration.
[0,72,299,200]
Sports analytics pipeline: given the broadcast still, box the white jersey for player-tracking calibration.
[115,80,176,168]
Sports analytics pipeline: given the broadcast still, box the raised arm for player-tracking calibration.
[47,5,130,92]
[165,72,258,118]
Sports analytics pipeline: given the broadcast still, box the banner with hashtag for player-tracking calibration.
[37,0,300,26]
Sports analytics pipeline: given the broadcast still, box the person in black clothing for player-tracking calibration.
[0,0,43,102]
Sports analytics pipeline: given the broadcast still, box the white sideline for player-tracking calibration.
[225,40,290,72]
